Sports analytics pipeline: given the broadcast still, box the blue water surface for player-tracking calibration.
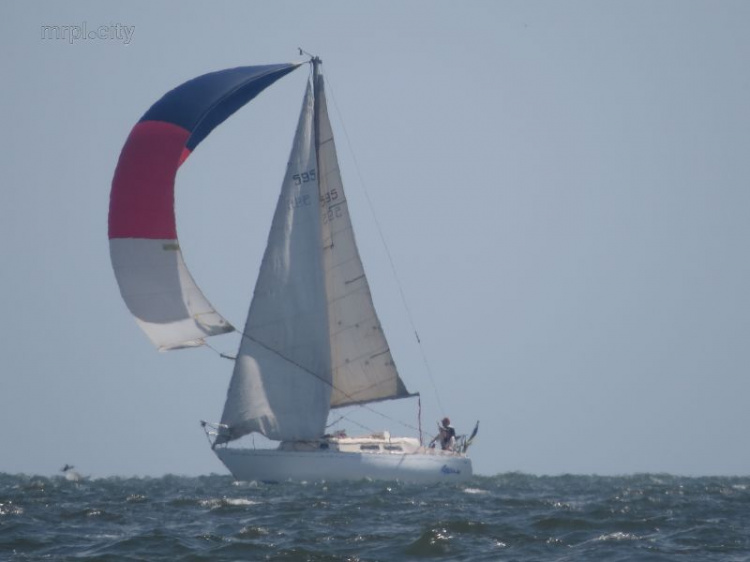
[1,472,749,560]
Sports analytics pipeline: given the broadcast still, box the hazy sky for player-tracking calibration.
[2,1,749,478]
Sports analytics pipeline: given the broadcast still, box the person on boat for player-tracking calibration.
[430,417,457,451]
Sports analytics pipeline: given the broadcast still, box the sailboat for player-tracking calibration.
[109,56,474,483]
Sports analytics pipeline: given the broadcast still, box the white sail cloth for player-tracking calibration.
[110,239,232,350]
[220,82,331,441]
[218,63,410,444]
[314,70,409,407]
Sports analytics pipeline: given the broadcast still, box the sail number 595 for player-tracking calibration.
[293,169,316,185]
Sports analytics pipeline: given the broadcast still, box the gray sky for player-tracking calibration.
[2,1,749,477]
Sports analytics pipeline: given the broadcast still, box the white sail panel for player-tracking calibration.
[314,67,411,407]
[218,340,330,441]
[110,238,233,350]
[219,82,332,442]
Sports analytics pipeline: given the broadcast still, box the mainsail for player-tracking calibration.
[217,60,411,444]
[314,66,409,408]
[109,63,300,350]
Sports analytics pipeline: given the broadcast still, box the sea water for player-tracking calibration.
[1,472,748,560]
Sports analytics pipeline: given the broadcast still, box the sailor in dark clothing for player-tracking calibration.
[429,417,457,451]
[439,417,457,450]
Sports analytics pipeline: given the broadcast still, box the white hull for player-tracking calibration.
[214,446,472,483]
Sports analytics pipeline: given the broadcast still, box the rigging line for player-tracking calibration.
[204,341,236,360]
[323,70,446,416]
[326,414,375,434]
[237,329,421,433]
[340,415,375,434]
[325,414,347,429]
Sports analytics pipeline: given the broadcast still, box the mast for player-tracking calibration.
[312,56,323,176]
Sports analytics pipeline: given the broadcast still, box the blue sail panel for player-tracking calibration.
[139,63,300,151]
